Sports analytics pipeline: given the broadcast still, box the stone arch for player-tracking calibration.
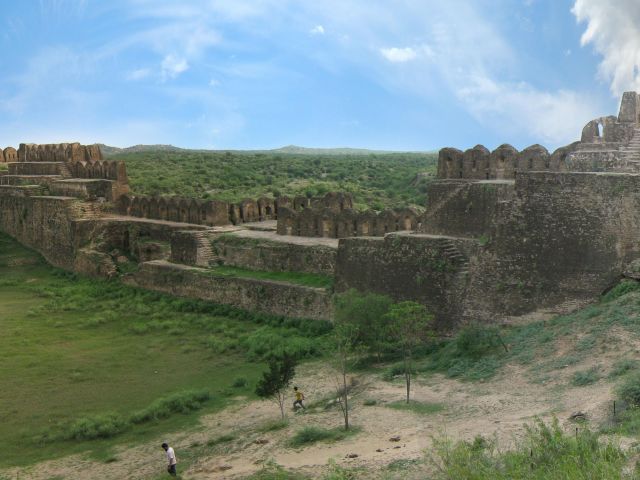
[107,161,118,180]
[178,198,190,223]
[188,199,201,224]
[148,197,160,220]
[167,198,181,222]
[518,145,550,172]
[130,197,143,217]
[437,148,463,179]
[118,194,132,215]
[158,197,169,221]
[463,145,490,179]
[293,196,309,211]
[490,144,518,179]
[3,147,17,162]
[139,197,151,218]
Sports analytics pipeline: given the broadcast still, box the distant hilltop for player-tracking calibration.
[99,143,435,156]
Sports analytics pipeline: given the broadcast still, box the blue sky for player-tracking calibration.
[0,0,638,151]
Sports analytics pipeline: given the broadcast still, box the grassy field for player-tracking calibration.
[201,265,334,289]
[0,232,330,467]
[111,150,437,209]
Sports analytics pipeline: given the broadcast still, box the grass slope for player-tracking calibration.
[112,150,437,209]
[0,232,330,467]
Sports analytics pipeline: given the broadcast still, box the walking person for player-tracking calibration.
[293,386,305,411]
[162,442,177,477]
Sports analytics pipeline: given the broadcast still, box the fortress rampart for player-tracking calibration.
[6,93,640,325]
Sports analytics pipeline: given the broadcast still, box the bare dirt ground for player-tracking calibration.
[9,348,628,480]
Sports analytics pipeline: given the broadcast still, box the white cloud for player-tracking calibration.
[161,54,189,79]
[572,0,640,95]
[456,77,602,146]
[380,47,417,63]
[310,25,325,35]
[127,68,151,81]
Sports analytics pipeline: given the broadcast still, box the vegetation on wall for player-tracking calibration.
[111,150,437,209]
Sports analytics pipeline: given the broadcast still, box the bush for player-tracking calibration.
[571,367,600,386]
[616,372,640,407]
[387,400,444,415]
[129,390,210,424]
[289,426,358,447]
[454,324,503,359]
[232,377,249,388]
[63,413,129,440]
[609,359,639,378]
[602,280,640,302]
[429,418,626,479]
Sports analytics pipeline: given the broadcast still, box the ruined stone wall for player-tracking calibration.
[437,143,581,180]
[335,233,476,327]
[0,194,78,269]
[117,194,276,226]
[276,206,419,238]
[15,143,103,163]
[421,180,516,238]
[210,234,336,275]
[126,260,333,321]
[484,172,640,312]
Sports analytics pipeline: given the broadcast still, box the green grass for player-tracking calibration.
[571,367,601,387]
[430,418,629,479]
[288,426,360,447]
[200,265,334,289]
[257,419,289,433]
[386,400,444,415]
[0,232,330,467]
[112,150,437,209]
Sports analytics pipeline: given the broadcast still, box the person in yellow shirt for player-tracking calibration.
[293,386,305,410]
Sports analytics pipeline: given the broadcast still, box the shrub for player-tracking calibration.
[571,367,601,386]
[289,426,358,447]
[616,372,640,407]
[602,280,640,303]
[610,359,639,378]
[232,377,249,388]
[454,324,503,359]
[387,400,444,415]
[130,389,210,424]
[63,413,129,440]
[429,418,626,479]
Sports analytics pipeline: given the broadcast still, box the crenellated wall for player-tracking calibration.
[117,194,276,226]
[276,205,419,238]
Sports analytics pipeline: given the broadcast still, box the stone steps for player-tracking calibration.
[192,231,219,267]
[436,238,470,273]
[68,201,104,220]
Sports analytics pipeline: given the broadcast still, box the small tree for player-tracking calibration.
[331,319,361,431]
[255,354,297,420]
[334,289,392,360]
[385,301,435,403]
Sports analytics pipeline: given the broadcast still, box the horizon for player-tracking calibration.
[1,1,639,151]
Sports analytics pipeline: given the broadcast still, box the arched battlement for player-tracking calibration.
[489,144,518,179]
[3,147,17,162]
[437,147,463,179]
[518,144,549,171]
[463,145,491,179]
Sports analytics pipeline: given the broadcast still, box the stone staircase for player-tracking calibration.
[59,162,73,178]
[193,231,219,267]
[436,237,470,278]
[620,127,640,170]
[68,201,104,220]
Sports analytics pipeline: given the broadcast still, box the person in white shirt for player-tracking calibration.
[161,442,177,476]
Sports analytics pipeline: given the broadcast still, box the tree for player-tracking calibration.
[255,354,297,420]
[385,301,435,404]
[333,289,392,360]
[331,319,362,431]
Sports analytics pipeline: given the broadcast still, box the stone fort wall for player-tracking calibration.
[275,191,420,238]
[117,194,276,226]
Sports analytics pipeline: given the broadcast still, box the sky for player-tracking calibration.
[0,0,639,151]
